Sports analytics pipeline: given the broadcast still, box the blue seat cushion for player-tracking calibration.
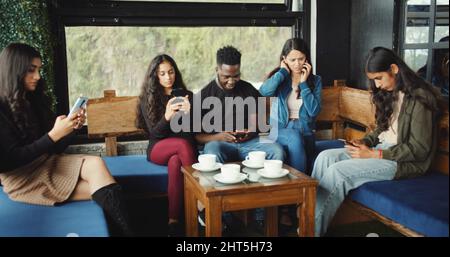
[0,189,109,237]
[103,155,168,194]
[313,140,345,164]
[315,139,345,153]
[349,172,449,237]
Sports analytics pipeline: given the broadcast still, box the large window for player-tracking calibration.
[52,0,305,116]
[65,26,291,107]
[400,0,449,95]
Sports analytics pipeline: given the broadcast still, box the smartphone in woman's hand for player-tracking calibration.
[171,88,187,104]
[69,96,88,116]
[338,138,358,147]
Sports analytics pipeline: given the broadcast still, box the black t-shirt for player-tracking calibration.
[196,79,261,133]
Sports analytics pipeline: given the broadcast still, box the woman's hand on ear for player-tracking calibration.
[280,59,290,74]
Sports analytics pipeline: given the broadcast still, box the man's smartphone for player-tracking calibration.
[234,132,248,141]
[338,138,358,147]
[69,96,88,116]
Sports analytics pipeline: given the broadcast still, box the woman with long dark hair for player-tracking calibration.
[311,47,441,236]
[259,38,322,174]
[136,54,196,236]
[259,38,322,233]
[0,43,133,236]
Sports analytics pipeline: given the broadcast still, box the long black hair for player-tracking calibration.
[266,38,315,93]
[0,43,53,138]
[136,54,187,129]
[365,47,441,131]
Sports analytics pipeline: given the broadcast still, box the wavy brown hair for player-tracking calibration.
[136,54,187,130]
[0,43,53,139]
[365,47,441,131]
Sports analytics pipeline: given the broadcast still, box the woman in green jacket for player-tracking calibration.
[311,47,441,237]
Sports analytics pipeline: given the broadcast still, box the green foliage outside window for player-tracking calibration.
[66,26,291,107]
[0,0,56,109]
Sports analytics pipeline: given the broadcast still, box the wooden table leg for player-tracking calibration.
[205,196,222,237]
[184,179,198,237]
[298,187,316,237]
[265,206,278,236]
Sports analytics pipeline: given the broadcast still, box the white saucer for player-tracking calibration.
[213,173,247,184]
[192,163,223,172]
[257,168,289,179]
[242,160,264,169]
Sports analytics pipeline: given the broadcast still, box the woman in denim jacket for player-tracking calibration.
[259,38,322,174]
[259,38,322,232]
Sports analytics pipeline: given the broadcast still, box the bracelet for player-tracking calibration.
[378,149,383,159]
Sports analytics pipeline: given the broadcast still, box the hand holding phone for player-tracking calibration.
[69,96,88,116]
[339,138,358,147]
[231,130,255,143]
[300,62,311,83]
[171,88,188,104]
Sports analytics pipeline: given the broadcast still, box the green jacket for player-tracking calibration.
[362,88,439,179]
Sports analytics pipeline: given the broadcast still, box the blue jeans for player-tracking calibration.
[311,143,397,236]
[275,120,315,174]
[203,137,285,163]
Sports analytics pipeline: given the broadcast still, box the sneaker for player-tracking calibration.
[168,222,184,237]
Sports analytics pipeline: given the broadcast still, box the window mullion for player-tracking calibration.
[426,0,437,82]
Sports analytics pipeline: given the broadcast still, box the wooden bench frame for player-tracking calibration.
[317,81,449,237]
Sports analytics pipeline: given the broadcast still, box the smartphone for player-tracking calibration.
[338,138,358,147]
[171,88,187,104]
[234,132,248,140]
[69,96,88,116]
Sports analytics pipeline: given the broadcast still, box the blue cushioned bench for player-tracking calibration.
[0,90,159,237]
[316,85,449,237]
[0,187,109,237]
[103,155,168,194]
[349,172,449,237]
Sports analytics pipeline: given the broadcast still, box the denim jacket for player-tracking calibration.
[259,68,322,136]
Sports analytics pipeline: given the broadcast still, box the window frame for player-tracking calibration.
[50,0,308,143]
[398,0,449,81]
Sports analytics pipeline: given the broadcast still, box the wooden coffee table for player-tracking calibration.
[181,163,318,237]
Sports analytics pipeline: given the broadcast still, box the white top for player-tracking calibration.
[378,91,405,145]
[287,86,303,119]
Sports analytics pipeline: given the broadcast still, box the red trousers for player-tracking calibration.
[149,138,196,220]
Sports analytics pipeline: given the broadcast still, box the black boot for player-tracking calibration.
[92,183,134,237]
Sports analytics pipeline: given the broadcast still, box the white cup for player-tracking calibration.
[220,164,241,180]
[198,154,216,169]
[245,151,266,166]
[263,160,283,175]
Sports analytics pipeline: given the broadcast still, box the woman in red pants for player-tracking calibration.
[136,54,196,236]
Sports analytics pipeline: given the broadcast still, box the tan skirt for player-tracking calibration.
[0,153,85,206]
